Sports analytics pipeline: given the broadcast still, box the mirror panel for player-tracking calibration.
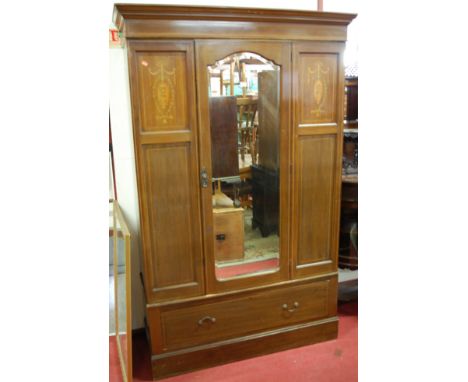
[208,52,281,281]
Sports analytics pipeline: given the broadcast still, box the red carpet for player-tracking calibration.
[110,301,357,382]
[216,258,279,279]
[109,336,124,382]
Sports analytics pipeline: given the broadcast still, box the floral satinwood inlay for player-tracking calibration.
[307,63,329,118]
[299,54,337,124]
[138,52,188,131]
[149,62,176,125]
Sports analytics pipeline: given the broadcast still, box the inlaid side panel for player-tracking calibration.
[296,135,336,266]
[136,52,188,131]
[298,54,337,125]
[292,42,345,279]
[128,41,204,303]
[143,143,196,288]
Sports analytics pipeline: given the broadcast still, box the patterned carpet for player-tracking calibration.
[243,208,279,262]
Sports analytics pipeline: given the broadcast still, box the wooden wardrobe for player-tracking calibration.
[113,4,356,379]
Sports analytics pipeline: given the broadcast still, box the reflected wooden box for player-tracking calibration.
[213,207,244,262]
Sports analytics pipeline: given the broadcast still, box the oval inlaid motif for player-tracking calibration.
[157,82,172,113]
[314,80,324,105]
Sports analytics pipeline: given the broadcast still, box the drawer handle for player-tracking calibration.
[282,302,299,313]
[198,316,216,326]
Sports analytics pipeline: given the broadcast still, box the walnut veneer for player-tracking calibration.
[113,4,356,379]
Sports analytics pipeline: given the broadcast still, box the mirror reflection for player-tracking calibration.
[208,52,280,281]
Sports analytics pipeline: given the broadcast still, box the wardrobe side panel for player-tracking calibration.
[127,40,205,302]
[291,43,345,278]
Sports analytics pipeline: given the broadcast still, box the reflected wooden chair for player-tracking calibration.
[237,97,258,164]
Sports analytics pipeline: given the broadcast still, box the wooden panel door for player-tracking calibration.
[127,41,205,303]
[291,42,345,278]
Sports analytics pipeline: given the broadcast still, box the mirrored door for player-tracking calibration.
[196,41,292,293]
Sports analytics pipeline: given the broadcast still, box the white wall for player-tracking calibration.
[109,46,146,330]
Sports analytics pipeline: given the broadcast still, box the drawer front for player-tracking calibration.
[158,278,334,351]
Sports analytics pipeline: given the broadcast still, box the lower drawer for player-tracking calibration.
[149,277,336,352]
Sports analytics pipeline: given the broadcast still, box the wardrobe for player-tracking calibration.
[113,4,356,379]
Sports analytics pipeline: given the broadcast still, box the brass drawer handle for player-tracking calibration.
[282,302,299,313]
[198,316,216,326]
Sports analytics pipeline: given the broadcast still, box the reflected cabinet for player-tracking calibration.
[114,4,356,379]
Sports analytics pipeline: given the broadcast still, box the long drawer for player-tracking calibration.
[151,277,336,352]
